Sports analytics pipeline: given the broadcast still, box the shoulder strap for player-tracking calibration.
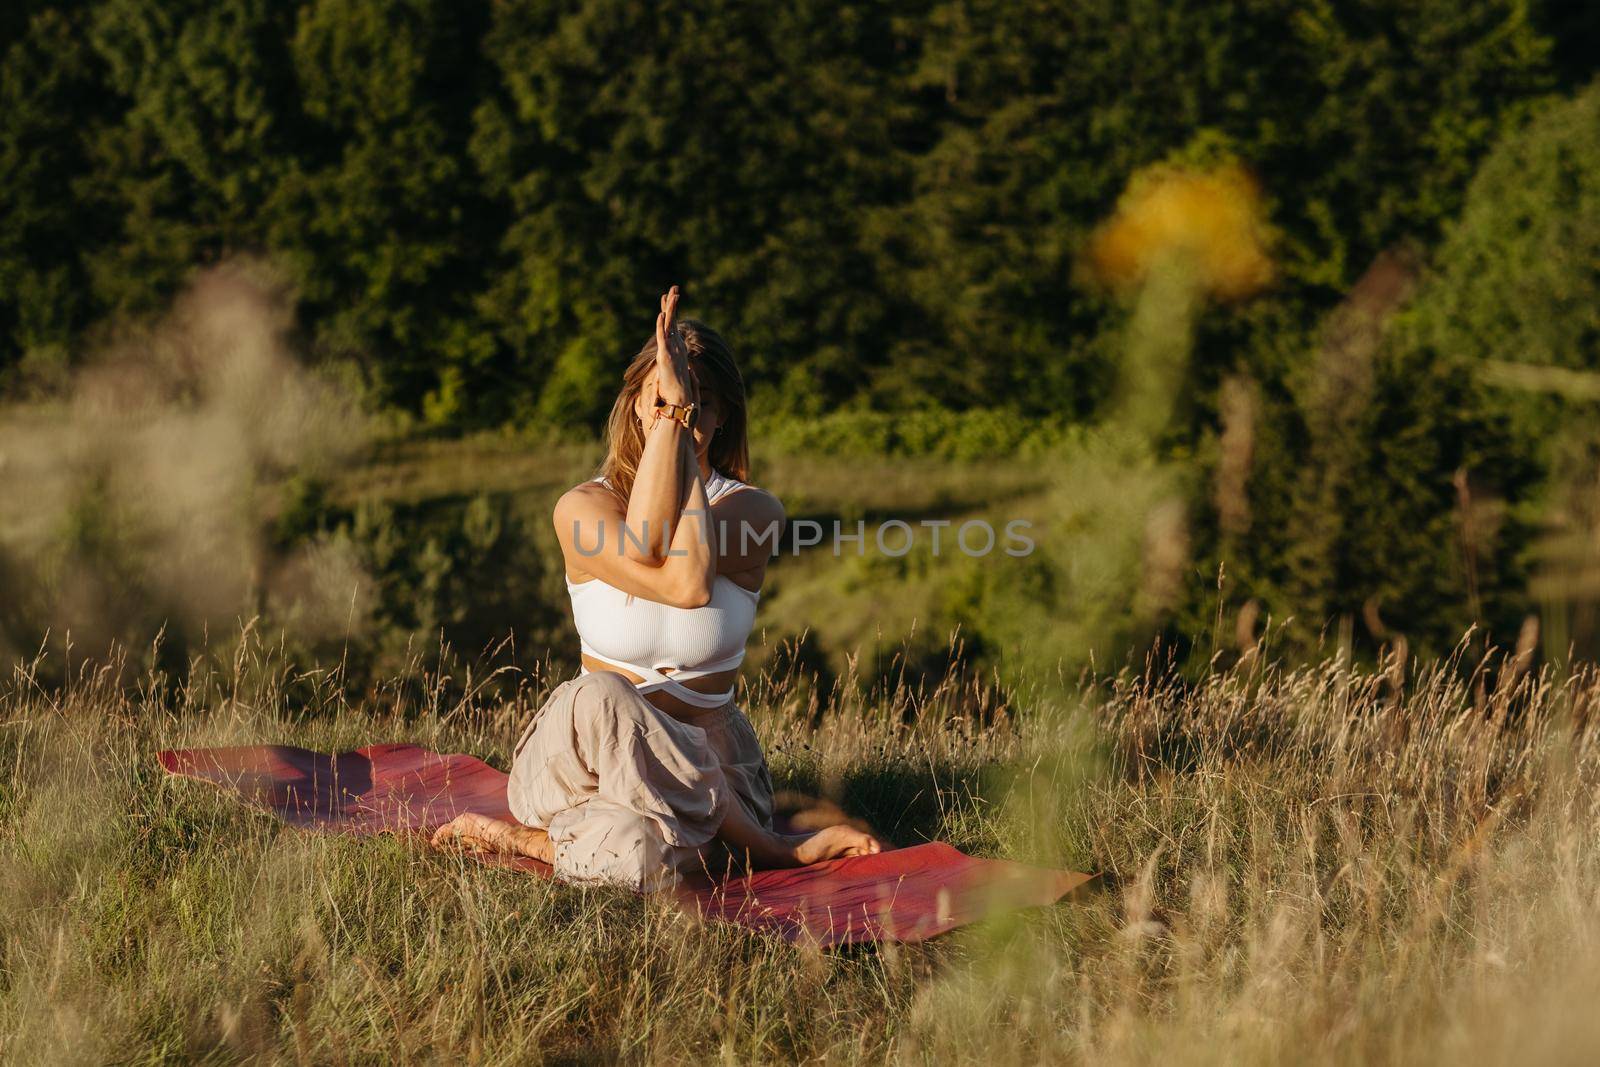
[706,468,755,504]
[593,471,753,502]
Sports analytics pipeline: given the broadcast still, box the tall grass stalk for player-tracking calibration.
[5,631,1600,1064]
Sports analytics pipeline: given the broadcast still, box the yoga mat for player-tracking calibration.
[156,743,1093,945]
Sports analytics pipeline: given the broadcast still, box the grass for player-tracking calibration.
[5,632,1600,1064]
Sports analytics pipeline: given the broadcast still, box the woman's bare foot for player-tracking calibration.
[430,812,554,864]
[792,823,883,866]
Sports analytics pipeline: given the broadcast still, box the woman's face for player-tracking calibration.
[634,363,724,458]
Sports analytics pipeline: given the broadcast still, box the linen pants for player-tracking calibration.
[506,670,776,892]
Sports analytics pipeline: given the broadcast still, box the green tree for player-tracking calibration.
[79,0,301,315]
[1407,79,1600,657]
[271,0,497,421]
[1414,79,1600,387]
[471,0,916,427]
[0,7,116,385]
[875,0,1555,420]
[1193,81,1600,661]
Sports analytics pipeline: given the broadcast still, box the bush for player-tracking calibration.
[752,407,1077,461]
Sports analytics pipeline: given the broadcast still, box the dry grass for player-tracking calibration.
[4,633,1600,1065]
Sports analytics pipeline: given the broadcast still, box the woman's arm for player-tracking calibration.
[555,458,719,609]
[713,795,801,868]
[623,286,699,562]
[623,415,696,560]
[709,488,785,578]
[714,799,883,869]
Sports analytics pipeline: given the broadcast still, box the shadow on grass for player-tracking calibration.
[773,760,996,852]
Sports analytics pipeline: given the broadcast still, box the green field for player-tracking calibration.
[6,4,1600,1060]
[5,633,1599,1064]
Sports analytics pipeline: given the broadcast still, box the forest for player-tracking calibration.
[3,0,1600,682]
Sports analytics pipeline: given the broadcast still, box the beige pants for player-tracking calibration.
[506,670,775,891]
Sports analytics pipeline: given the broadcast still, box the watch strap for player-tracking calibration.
[652,397,698,429]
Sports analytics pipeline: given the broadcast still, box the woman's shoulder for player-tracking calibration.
[554,477,620,520]
[710,475,784,521]
[565,474,615,495]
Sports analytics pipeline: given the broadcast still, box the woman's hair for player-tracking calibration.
[596,317,749,501]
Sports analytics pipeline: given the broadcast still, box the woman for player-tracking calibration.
[431,285,881,891]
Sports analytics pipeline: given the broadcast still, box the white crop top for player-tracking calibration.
[566,468,761,709]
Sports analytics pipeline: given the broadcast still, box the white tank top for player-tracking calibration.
[566,469,760,709]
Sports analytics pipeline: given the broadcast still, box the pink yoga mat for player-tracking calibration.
[156,743,1093,945]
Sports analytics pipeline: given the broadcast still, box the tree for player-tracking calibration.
[873,0,1555,420]
[79,0,301,316]
[0,7,116,385]
[271,0,497,421]
[1413,79,1600,383]
[471,0,916,427]
[1195,81,1600,660]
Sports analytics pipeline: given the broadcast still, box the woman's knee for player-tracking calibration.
[568,670,648,729]
[554,808,682,891]
[571,669,640,708]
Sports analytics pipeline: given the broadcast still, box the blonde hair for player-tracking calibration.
[596,318,750,501]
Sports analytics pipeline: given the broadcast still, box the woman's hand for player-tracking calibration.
[637,286,698,427]
[601,283,717,579]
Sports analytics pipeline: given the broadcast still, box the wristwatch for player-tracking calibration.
[653,396,699,429]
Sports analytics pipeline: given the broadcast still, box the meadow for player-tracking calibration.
[2,277,1594,1062]
[5,5,1599,1063]
[5,625,1600,1065]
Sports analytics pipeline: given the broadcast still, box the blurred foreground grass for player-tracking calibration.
[6,633,1600,1064]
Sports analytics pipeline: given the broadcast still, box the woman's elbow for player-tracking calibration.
[622,543,665,565]
[669,577,714,609]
